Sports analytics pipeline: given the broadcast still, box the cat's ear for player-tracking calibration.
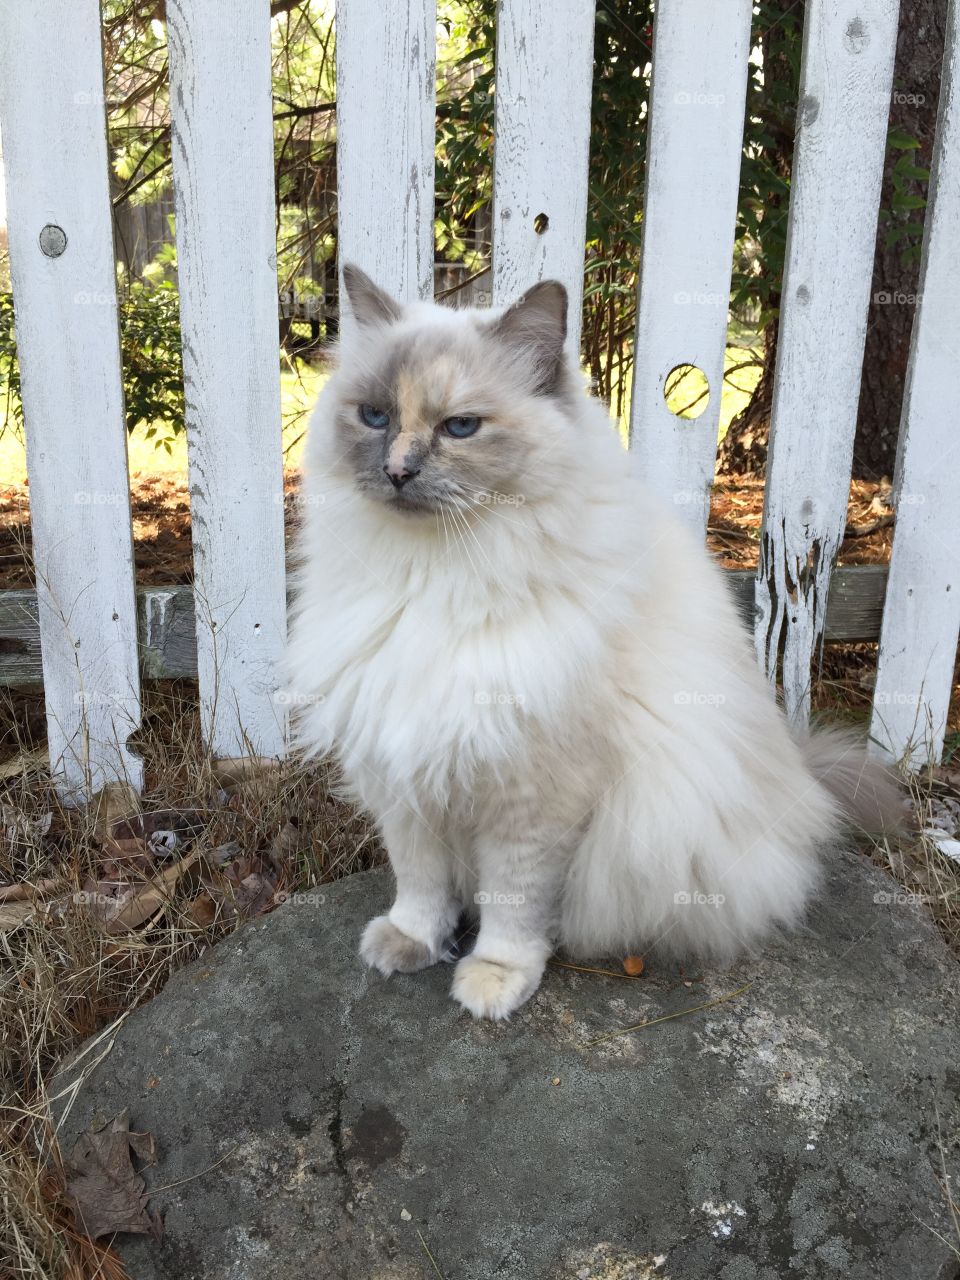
[490,280,568,393]
[341,263,402,328]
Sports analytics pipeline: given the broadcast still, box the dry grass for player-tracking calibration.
[866,763,960,958]
[0,680,381,1280]
[1,680,958,1278]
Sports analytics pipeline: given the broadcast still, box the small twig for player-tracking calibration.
[0,877,62,903]
[548,958,644,981]
[706,525,756,542]
[844,513,895,538]
[586,982,753,1046]
[416,1228,445,1279]
[151,1142,242,1192]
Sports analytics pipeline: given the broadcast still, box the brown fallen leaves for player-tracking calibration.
[0,762,309,938]
[65,1110,162,1241]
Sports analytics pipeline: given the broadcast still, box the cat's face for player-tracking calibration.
[328,265,572,514]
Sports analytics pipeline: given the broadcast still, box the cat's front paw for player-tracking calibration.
[360,915,438,975]
[451,954,544,1020]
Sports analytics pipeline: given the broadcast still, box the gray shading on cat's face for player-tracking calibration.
[331,265,572,514]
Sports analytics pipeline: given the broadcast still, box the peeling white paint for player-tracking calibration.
[145,590,176,650]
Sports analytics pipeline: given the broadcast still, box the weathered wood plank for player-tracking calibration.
[0,0,143,795]
[629,0,753,533]
[166,0,287,759]
[755,0,900,723]
[336,0,436,327]
[871,0,960,768]
[0,566,892,686]
[491,0,596,351]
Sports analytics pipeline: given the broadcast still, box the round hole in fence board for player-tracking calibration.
[533,212,549,235]
[663,364,710,421]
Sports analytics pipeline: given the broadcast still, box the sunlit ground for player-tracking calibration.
[0,364,327,489]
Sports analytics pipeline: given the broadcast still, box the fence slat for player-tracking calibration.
[0,0,142,796]
[336,0,436,326]
[628,0,753,531]
[871,1,960,767]
[166,0,287,760]
[492,0,596,350]
[755,0,900,722]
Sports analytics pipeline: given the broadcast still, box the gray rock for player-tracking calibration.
[56,852,960,1280]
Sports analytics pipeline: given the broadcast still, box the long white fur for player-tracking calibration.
[286,288,871,1020]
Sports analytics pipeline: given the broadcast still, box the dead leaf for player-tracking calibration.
[76,854,200,933]
[0,747,49,780]
[2,805,53,846]
[103,808,208,869]
[65,1110,161,1241]
[0,901,36,930]
[212,756,283,804]
[91,782,141,842]
[0,875,62,904]
[202,851,283,920]
[187,892,218,927]
[269,819,302,865]
[211,756,281,787]
[208,840,242,865]
[106,853,200,933]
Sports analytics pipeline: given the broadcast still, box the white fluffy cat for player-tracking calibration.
[285,265,900,1020]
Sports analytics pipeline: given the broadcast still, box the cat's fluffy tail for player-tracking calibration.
[799,726,906,834]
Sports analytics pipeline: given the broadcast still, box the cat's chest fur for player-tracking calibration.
[288,528,607,809]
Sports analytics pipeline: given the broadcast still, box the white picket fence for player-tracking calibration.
[0,0,958,795]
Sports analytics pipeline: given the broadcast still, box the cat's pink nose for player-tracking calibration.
[383,463,420,490]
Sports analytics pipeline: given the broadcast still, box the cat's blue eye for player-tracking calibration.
[359,404,390,429]
[443,415,481,439]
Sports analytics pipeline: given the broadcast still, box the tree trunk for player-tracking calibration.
[716,2,797,476]
[853,0,947,480]
[716,318,776,475]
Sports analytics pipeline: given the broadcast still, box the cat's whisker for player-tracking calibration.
[448,503,486,582]
[448,498,503,583]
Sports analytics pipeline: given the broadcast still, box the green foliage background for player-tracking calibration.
[0,0,931,444]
